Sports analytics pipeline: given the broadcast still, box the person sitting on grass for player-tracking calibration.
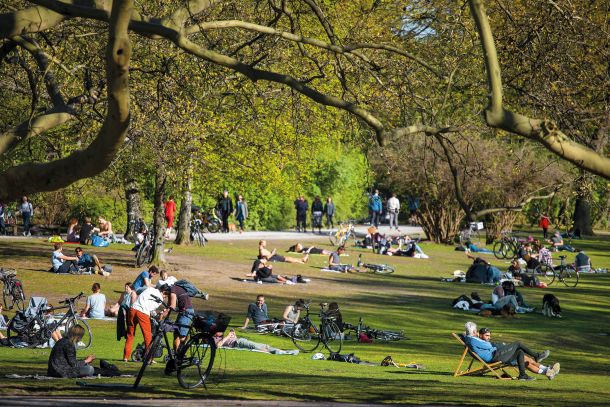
[51,242,79,273]
[80,282,107,319]
[214,329,299,355]
[489,281,533,314]
[96,216,114,239]
[259,240,309,264]
[66,218,79,243]
[48,325,96,378]
[464,253,501,284]
[245,258,291,284]
[549,231,575,252]
[241,294,270,329]
[574,249,592,272]
[282,299,305,324]
[75,247,109,276]
[79,217,95,245]
[386,236,429,258]
[328,246,360,273]
[287,243,331,255]
[472,324,560,380]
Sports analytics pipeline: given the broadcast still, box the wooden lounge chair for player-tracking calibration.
[452,332,517,380]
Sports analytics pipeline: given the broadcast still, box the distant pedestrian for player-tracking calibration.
[538,214,550,239]
[235,195,248,233]
[324,197,335,229]
[311,196,323,233]
[164,195,177,239]
[0,201,7,235]
[295,196,308,232]
[387,193,400,231]
[18,196,33,236]
[217,190,233,233]
[368,190,382,228]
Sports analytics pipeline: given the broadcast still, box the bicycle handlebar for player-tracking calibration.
[150,294,178,313]
[59,292,84,304]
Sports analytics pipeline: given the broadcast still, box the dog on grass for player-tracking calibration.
[542,294,562,318]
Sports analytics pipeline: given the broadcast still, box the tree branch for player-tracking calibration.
[469,0,610,179]
[0,0,132,201]
[473,191,558,218]
[0,5,65,39]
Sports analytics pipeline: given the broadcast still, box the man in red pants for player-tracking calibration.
[123,286,162,362]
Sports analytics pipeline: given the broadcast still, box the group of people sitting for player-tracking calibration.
[65,216,114,244]
[453,280,534,315]
[51,243,111,276]
[357,229,429,259]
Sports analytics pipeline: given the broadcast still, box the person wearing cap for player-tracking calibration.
[478,327,560,380]
[463,321,557,381]
[75,247,109,276]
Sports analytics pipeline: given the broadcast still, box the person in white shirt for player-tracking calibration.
[122,286,162,362]
[387,193,400,231]
[156,269,177,288]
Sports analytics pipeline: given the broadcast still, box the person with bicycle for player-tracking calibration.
[123,285,163,362]
[48,325,96,378]
[158,284,194,351]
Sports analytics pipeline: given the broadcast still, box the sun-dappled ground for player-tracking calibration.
[1,231,609,406]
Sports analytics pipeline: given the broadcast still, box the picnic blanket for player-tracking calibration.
[5,374,133,380]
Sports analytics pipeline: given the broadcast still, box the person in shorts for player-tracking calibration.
[258,240,308,264]
[159,284,193,351]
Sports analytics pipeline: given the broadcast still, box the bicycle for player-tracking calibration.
[533,255,579,288]
[347,317,407,342]
[290,300,342,353]
[134,227,154,267]
[493,232,519,259]
[133,295,229,389]
[458,222,483,246]
[7,292,92,349]
[198,209,221,233]
[249,321,295,337]
[189,219,208,247]
[1,207,17,235]
[0,268,26,311]
[329,220,356,246]
[356,255,395,274]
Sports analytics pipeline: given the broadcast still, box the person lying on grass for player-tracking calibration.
[214,329,299,355]
[287,243,332,255]
[245,258,292,284]
[259,240,309,264]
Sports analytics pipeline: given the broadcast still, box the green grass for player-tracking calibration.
[1,233,609,405]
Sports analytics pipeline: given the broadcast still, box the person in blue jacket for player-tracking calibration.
[368,190,383,228]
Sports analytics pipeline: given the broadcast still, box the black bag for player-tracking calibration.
[256,267,272,279]
[328,352,361,364]
[93,359,122,377]
[9,311,29,334]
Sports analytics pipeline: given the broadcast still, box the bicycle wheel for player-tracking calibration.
[493,241,507,259]
[373,265,395,275]
[321,320,342,353]
[560,266,579,288]
[534,264,555,286]
[291,321,320,352]
[7,318,42,347]
[65,318,92,350]
[374,330,405,341]
[2,287,9,309]
[135,242,147,267]
[12,281,26,311]
[133,333,163,388]
[206,220,221,233]
[177,334,216,389]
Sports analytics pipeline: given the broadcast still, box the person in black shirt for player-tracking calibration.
[160,284,194,350]
[48,325,95,378]
[217,190,233,233]
[79,217,95,245]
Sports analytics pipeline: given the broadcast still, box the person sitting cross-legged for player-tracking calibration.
[245,258,290,284]
[463,321,559,381]
[51,242,79,273]
[328,246,359,273]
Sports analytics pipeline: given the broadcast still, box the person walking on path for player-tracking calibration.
[217,190,233,233]
[387,193,400,231]
[18,196,33,236]
[164,195,177,239]
[324,197,335,229]
[235,194,248,233]
[294,196,308,232]
[311,196,324,234]
[538,214,550,239]
[368,190,382,228]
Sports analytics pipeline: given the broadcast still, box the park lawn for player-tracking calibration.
[0,233,609,406]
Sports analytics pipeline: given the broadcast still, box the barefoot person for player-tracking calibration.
[258,240,308,264]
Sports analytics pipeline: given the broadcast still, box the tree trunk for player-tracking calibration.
[573,197,593,237]
[151,166,166,265]
[175,168,192,245]
[124,177,142,240]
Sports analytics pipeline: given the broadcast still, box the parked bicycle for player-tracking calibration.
[329,220,356,246]
[1,268,26,311]
[356,255,395,274]
[133,295,230,389]
[189,219,208,247]
[194,209,221,234]
[533,255,579,288]
[493,231,519,260]
[7,292,92,349]
[345,317,407,342]
[1,207,16,235]
[134,225,154,267]
[458,222,484,246]
[290,300,342,353]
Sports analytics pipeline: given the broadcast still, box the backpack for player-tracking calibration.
[91,235,109,247]
[175,279,205,297]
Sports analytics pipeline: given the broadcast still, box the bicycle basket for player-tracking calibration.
[192,311,231,334]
